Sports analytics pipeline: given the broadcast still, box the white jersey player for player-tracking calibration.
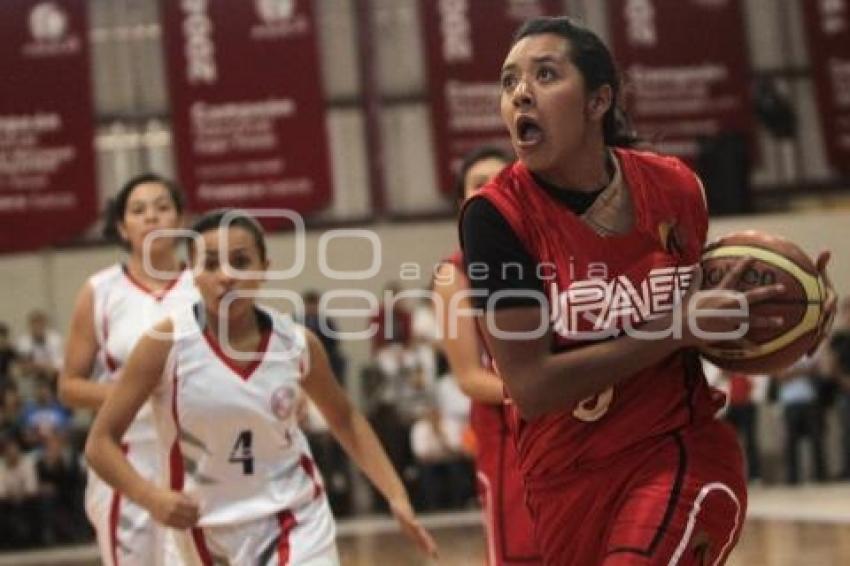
[85,209,438,565]
[61,175,197,566]
[154,303,336,564]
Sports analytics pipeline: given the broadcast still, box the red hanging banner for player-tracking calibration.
[801,0,850,174]
[160,0,333,223]
[0,0,97,253]
[607,0,754,161]
[420,0,565,196]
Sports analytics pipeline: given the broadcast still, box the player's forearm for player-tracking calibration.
[58,374,112,410]
[329,410,408,503]
[455,368,505,404]
[508,317,684,419]
[85,427,157,510]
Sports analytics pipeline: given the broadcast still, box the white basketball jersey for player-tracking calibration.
[153,304,326,527]
[89,264,199,443]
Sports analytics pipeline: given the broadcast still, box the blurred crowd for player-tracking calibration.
[3,292,849,551]
[300,283,476,517]
[708,297,850,485]
[0,311,89,549]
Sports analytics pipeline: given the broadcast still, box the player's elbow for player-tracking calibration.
[453,371,478,398]
[504,380,548,420]
[57,374,74,406]
[515,399,548,421]
[503,365,583,420]
[83,429,103,472]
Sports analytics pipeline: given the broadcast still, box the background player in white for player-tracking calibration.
[59,174,198,566]
[85,210,438,565]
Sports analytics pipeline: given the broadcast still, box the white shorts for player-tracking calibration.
[173,495,338,566]
[85,440,174,566]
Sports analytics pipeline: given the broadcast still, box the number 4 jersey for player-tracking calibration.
[152,303,329,529]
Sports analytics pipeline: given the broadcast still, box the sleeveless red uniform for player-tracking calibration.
[463,148,746,565]
[444,251,542,565]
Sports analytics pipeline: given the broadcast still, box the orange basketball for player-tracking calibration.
[699,230,826,374]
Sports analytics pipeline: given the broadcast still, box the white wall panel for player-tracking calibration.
[380,104,446,214]
[317,0,360,99]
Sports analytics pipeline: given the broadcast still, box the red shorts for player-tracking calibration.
[524,419,746,566]
[473,403,542,565]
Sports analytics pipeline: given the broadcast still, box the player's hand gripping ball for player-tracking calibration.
[699,230,836,373]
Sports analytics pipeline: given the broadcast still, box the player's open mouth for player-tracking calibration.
[516,115,543,147]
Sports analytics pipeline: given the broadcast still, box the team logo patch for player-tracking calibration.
[270,385,298,420]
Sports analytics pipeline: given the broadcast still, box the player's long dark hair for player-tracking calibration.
[102,173,184,249]
[513,17,638,148]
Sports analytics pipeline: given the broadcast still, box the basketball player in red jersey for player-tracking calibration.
[435,147,543,565]
[460,17,836,565]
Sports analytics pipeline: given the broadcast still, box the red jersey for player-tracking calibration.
[466,148,724,489]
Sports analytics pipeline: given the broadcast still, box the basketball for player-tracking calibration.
[699,230,826,374]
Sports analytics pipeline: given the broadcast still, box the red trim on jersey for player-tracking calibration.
[169,362,184,490]
[108,484,121,565]
[99,288,121,373]
[168,441,184,490]
[105,352,120,373]
[121,264,186,303]
[191,528,213,566]
[202,327,272,381]
[277,510,297,565]
[103,297,118,372]
[108,443,129,565]
[299,454,323,499]
[167,360,213,566]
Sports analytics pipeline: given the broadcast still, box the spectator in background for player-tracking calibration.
[372,281,413,354]
[16,310,64,389]
[372,285,435,443]
[720,371,768,483]
[299,396,353,517]
[20,379,71,449]
[776,357,828,484]
[434,352,471,430]
[1,386,25,445]
[410,405,472,511]
[826,297,850,480]
[0,435,41,547]
[410,291,440,400]
[411,293,439,346]
[300,290,348,384]
[36,432,86,543]
[0,323,19,391]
